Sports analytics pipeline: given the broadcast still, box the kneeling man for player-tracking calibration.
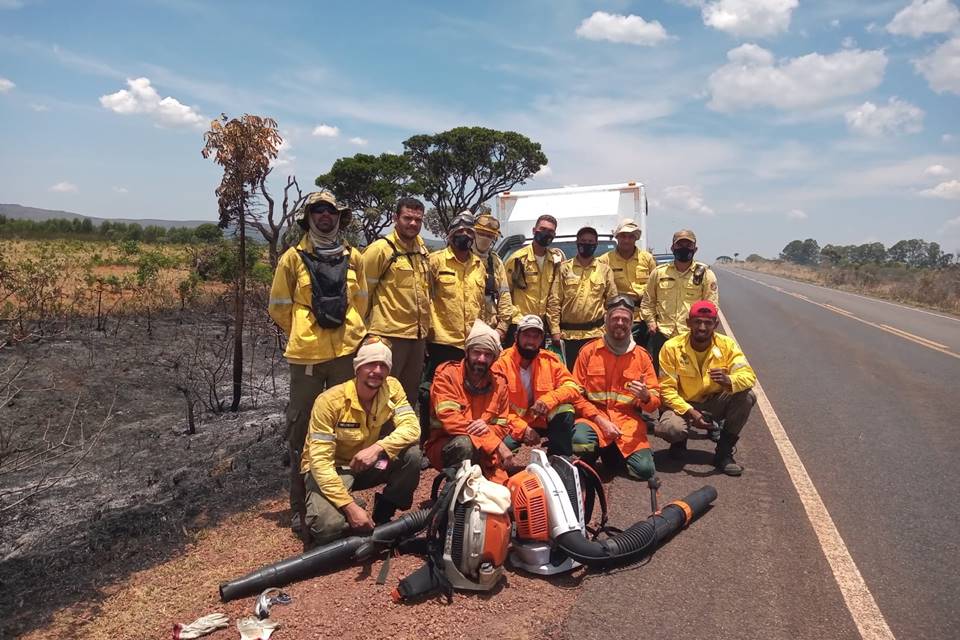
[425,319,514,483]
[572,296,661,480]
[301,338,421,544]
[492,314,581,457]
[655,300,756,476]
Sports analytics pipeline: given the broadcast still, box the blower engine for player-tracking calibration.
[218,454,717,603]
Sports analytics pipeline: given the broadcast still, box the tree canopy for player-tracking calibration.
[780,238,821,265]
[402,126,547,236]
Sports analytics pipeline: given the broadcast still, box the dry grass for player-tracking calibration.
[738,260,960,315]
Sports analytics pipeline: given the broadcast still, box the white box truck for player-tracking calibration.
[495,182,650,260]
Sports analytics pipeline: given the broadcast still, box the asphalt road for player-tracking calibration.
[562,267,959,640]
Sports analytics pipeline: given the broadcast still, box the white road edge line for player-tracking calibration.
[719,308,896,640]
[720,266,960,324]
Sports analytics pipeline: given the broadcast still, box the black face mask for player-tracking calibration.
[673,247,695,262]
[533,230,554,247]
[451,235,474,251]
[517,345,540,360]
[577,243,598,258]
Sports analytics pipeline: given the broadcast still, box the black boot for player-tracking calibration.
[372,492,398,525]
[714,432,743,476]
[668,440,687,460]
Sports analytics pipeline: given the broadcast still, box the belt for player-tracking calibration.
[560,318,604,331]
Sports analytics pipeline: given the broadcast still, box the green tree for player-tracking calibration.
[403,126,547,236]
[194,223,223,244]
[315,153,419,245]
[851,242,886,265]
[745,254,765,262]
[202,113,282,412]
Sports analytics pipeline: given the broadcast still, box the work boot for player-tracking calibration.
[714,432,743,476]
[290,511,302,534]
[372,493,398,525]
[668,440,687,460]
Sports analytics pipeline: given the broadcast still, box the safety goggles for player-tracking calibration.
[605,295,636,312]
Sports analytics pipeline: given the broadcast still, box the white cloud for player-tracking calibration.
[944,133,956,142]
[842,36,857,48]
[701,0,799,38]
[831,19,841,28]
[312,123,339,137]
[925,164,952,176]
[270,139,296,168]
[29,103,49,112]
[111,186,129,194]
[0,77,14,92]
[844,97,924,137]
[920,179,960,198]
[914,37,960,94]
[575,11,670,46]
[348,136,368,146]
[49,181,77,193]
[99,77,205,128]
[886,0,960,37]
[658,185,715,215]
[534,165,553,178]
[786,208,808,219]
[708,45,887,111]
[941,215,960,237]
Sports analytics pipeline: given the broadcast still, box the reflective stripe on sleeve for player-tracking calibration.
[393,403,415,417]
[309,432,336,442]
[731,361,749,371]
[269,297,293,305]
[436,400,462,413]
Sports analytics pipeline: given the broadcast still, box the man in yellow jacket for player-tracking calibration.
[655,301,756,476]
[548,226,617,369]
[301,338,421,544]
[425,212,486,380]
[503,214,564,344]
[598,219,657,345]
[362,197,431,409]
[473,213,516,341]
[268,190,368,535]
[641,229,718,374]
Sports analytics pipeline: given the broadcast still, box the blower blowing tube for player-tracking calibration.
[219,508,430,602]
[555,485,717,569]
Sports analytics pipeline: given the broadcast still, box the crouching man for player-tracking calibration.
[572,296,661,480]
[654,300,756,476]
[301,338,422,545]
[492,314,581,457]
[425,319,514,484]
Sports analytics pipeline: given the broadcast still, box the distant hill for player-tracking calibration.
[0,203,215,229]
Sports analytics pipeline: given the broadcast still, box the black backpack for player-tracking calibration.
[296,248,350,329]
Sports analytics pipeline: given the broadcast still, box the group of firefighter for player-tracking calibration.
[268,190,758,546]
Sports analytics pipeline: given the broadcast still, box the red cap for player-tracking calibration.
[689,300,718,319]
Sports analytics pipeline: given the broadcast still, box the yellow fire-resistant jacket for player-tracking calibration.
[300,376,419,508]
[547,258,618,340]
[598,248,657,320]
[428,247,486,347]
[268,236,368,364]
[640,261,718,338]
[658,332,756,415]
[361,231,431,340]
[503,244,565,325]
[477,252,516,333]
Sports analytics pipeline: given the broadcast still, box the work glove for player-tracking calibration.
[237,616,280,640]
[173,612,229,639]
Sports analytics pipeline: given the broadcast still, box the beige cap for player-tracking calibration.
[464,319,502,355]
[672,229,697,244]
[614,219,641,238]
[517,314,544,334]
[298,190,352,225]
[354,338,392,372]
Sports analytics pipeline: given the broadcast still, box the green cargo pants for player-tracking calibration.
[572,422,655,480]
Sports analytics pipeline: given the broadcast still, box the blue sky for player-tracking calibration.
[1,0,959,259]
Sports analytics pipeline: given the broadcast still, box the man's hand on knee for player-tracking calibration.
[341,501,374,533]
[465,419,490,436]
[683,408,712,431]
[350,443,384,472]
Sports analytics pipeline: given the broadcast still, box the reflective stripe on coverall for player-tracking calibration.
[491,346,582,439]
[658,331,756,415]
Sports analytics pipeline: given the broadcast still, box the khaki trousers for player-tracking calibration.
[655,389,756,443]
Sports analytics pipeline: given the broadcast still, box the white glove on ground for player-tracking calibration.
[173,612,230,639]
[237,616,280,640]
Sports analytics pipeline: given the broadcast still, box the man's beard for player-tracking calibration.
[517,345,539,360]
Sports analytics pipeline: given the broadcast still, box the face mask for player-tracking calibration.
[673,247,695,262]
[517,345,540,360]
[452,234,474,251]
[533,230,554,247]
[474,235,494,254]
[577,243,598,258]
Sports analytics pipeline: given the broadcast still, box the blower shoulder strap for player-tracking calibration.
[574,459,611,539]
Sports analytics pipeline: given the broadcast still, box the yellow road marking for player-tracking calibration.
[726,270,960,361]
[719,309,896,640]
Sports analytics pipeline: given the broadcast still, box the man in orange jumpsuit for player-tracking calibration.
[425,319,515,483]
[492,314,582,457]
[572,295,661,480]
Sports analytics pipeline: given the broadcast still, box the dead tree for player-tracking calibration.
[256,170,307,269]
